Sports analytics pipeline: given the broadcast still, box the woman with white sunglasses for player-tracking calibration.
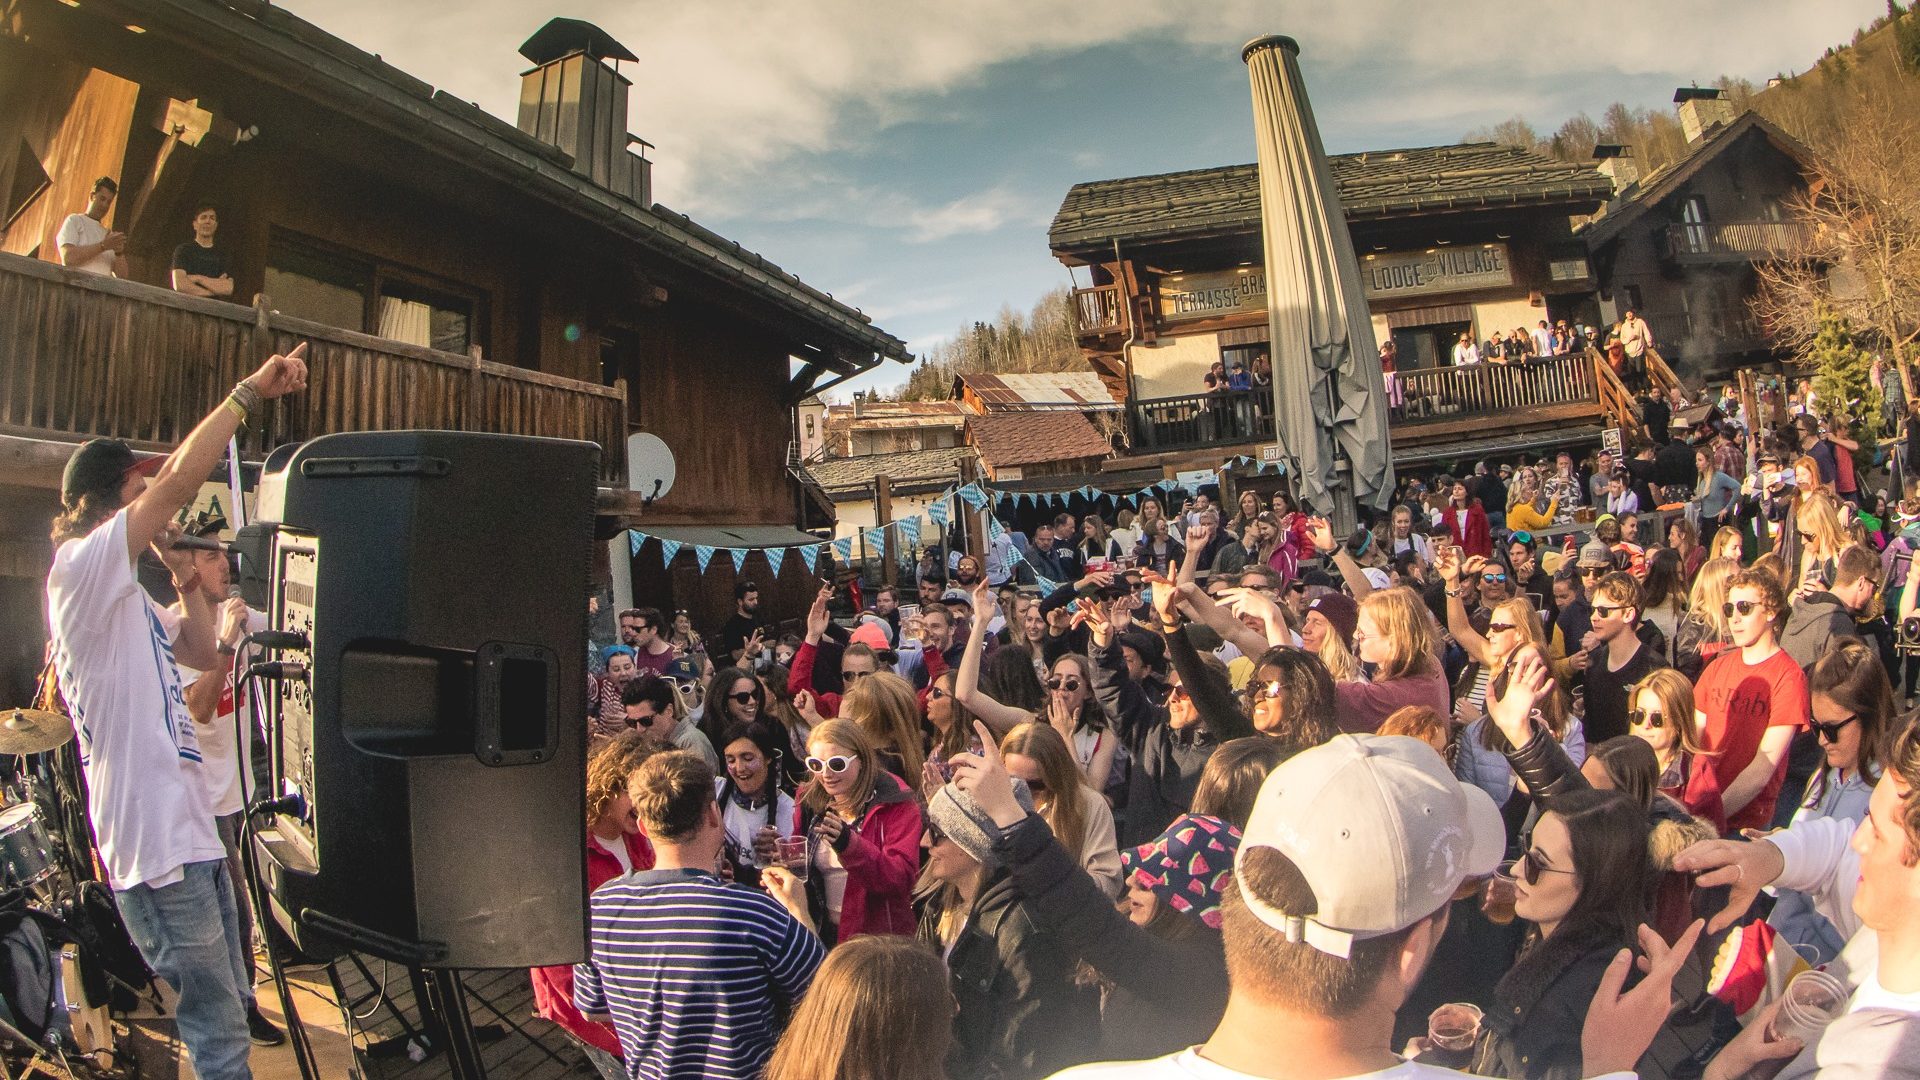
[792,717,923,944]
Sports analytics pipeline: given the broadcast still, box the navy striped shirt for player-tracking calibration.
[574,867,823,1080]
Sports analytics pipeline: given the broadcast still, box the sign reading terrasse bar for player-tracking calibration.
[1360,245,1511,299]
[1157,245,1513,322]
[1158,269,1267,322]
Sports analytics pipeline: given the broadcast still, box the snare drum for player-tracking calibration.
[0,803,54,890]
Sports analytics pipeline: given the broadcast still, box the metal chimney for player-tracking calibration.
[1242,35,1392,532]
[516,18,652,206]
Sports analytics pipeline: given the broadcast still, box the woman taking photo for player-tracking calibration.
[1766,640,1887,963]
[1504,468,1559,535]
[763,936,953,1080]
[998,722,1122,898]
[794,717,922,944]
[914,777,1094,1079]
[955,582,1118,790]
[716,720,796,889]
[1334,587,1451,733]
[531,732,656,1080]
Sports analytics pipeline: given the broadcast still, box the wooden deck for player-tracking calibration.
[329,958,593,1080]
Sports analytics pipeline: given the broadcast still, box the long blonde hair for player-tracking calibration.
[1630,668,1709,757]
[800,718,880,815]
[1358,587,1439,680]
[1798,491,1847,565]
[840,672,926,782]
[1687,557,1741,640]
[999,723,1089,856]
[764,936,951,1080]
[1315,630,1360,682]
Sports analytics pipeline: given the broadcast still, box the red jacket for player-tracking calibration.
[790,641,842,718]
[1443,502,1492,559]
[529,831,655,1056]
[794,770,922,941]
[1664,752,1727,837]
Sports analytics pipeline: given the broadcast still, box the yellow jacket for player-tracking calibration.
[1507,498,1558,533]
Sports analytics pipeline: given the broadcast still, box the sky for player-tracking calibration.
[283,0,1881,399]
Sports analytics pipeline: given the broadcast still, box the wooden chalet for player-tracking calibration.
[1580,96,1816,382]
[0,0,913,697]
[1049,142,1660,479]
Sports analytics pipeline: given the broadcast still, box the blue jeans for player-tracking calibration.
[117,860,253,1080]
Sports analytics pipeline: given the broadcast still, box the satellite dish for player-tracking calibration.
[627,432,677,503]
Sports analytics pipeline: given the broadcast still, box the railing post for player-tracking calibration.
[250,293,273,453]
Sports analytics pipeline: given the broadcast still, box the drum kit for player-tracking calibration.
[0,707,128,1077]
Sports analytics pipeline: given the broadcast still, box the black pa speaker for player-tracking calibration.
[249,431,595,969]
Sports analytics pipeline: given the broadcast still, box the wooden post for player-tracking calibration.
[875,474,897,588]
[959,458,986,564]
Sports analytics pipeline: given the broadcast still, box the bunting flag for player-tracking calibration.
[730,548,750,574]
[863,526,887,551]
[833,536,854,562]
[927,497,951,529]
[958,483,989,509]
[766,545,787,576]
[658,538,683,566]
[808,543,830,570]
[629,531,645,558]
[694,544,718,573]
[898,518,920,546]
[989,517,1007,542]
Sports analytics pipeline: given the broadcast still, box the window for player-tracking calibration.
[1679,196,1710,254]
[265,231,486,356]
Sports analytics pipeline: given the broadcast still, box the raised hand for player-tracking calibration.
[805,583,832,642]
[1185,521,1214,549]
[1435,546,1462,584]
[1671,838,1785,933]
[1485,647,1552,745]
[1581,920,1704,1077]
[154,521,198,586]
[948,720,1025,828]
[792,689,823,726]
[247,342,309,400]
[969,578,995,620]
[1306,516,1338,555]
[1141,569,1180,626]
[1463,555,1488,578]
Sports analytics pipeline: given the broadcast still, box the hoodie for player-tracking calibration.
[1781,591,1858,673]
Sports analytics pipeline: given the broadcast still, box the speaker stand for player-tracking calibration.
[420,969,488,1080]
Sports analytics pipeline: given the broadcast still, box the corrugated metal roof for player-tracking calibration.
[958,372,1123,412]
[1050,142,1612,253]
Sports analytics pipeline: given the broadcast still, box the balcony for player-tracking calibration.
[1393,352,1599,427]
[1643,308,1771,357]
[0,253,627,484]
[1127,388,1273,454]
[1664,221,1813,263]
[1071,284,1124,340]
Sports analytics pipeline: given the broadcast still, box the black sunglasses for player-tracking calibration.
[1627,708,1665,729]
[928,686,949,701]
[841,670,870,682]
[1578,566,1605,577]
[1722,600,1765,618]
[1024,775,1049,795]
[727,690,758,705]
[1811,715,1857,743]
[1513,851,1575,887]
[1045,676,1082,693]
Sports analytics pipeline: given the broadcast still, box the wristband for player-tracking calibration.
[222,396,248,426]
[230,378,264,415]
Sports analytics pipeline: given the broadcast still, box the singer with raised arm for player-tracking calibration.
[45,344,308,1080]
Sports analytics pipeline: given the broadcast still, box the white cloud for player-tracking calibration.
[283,0,1882,214]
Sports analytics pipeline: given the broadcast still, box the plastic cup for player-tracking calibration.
[1770,969,1847,1045]
[1427,1002,1483,1052]
[776,835,810,882]
[1483,863,1518,926]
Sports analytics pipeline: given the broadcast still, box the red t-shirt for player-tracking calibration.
[1694,646,1808,832]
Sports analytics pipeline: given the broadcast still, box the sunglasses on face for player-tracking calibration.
[1046,676,1082,693]
[925,822,947,845]
[1487,621,1516,634]
[1722,600,1764,618]
[1287,581,1308,593]
[1515,850,1576,887]
[1627,708,1665,729]
[928,686,949,701]
[1591,604,1627,619]
[1482,572,1507,584]
[1247,680,1284,703]
[807,754,854,775]
[728,691,758,705]
[841,669,870,682]
[1579,567,1605,578]
[630,711,658,728]
[1811,715,1857,743]
[1023,776,1049,795]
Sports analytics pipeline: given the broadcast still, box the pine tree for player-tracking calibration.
[1807,309,1884,440]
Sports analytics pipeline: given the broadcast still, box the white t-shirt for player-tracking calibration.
[56,213,115,276]
[177,608,266,818]
[1049,1051,1635,1080]
[46,510,226,890]
[1850,971,1920,1016]
[715,779,795,869]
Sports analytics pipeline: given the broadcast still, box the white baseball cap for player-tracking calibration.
[1236,734,1504,958]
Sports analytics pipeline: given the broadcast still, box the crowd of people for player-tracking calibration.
[39,331,1920,1080]
[546,360,1920,1079]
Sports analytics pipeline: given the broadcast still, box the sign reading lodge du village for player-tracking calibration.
[1157,244,1513,323]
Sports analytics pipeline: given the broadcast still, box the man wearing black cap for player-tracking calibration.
[46,343,307,1080]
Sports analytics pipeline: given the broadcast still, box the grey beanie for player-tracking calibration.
[927,779,1034,870]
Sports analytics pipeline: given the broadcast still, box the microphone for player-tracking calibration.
[169,535,228,552]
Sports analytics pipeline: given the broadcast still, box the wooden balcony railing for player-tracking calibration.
[1128,388,1273,454]
[0,253,627,484]
[1071,284,1124,338]
[1664,221,1812,261]
[1392,351,1598,426]
[1643,309,1770,355]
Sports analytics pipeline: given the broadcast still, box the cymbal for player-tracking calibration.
[0,709,74,756]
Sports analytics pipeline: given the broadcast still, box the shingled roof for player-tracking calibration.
[804,446,975,498]
[1577,112,1815,250]
[967,413,1113,469]
[1050,143,1612,253]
